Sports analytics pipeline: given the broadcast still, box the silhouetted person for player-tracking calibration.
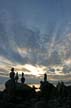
[44,73,47,82]
[15,72,19,83]
[10,68,15,79]
[21,72,25,84]
[5,68,16,96]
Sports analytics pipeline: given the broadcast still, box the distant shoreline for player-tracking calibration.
[0,82,71,92]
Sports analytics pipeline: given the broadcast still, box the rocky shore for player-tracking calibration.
[0,91,71,108]
[0,68,71,108]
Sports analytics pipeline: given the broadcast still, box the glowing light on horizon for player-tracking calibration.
[0,54,71,81]
[23,64,46,76]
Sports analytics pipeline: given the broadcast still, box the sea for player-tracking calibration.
[0,76,71,91]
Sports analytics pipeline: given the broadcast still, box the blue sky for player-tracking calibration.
[0,0,71,84]
[1,0,71,33]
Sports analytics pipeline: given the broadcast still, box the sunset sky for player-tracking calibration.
[0,0,71,85]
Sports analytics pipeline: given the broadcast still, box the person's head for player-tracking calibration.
[11,68,14,72]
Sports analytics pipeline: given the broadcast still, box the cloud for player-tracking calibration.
[47,50,62,65]
[48,68,55,73]
[0,10,66,66]
[48,74,71,81]
[1,9,71,84]
[62,65,71,73]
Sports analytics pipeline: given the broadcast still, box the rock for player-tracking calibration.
[34,101,47,108]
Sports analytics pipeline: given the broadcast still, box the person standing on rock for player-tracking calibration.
[21,72,25,84]
[5,68,16,96]
[44,73,47,82]
[15,72,19,83]
[10,67,15,80]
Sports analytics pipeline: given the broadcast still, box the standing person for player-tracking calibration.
[5,68,16,96]
[21,72,25,84]
[9,68,16,96]
[15,72,19,83]
[44,73,47,82]
[10,67,15,80]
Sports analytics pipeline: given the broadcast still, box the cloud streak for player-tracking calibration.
[0,7,71,84]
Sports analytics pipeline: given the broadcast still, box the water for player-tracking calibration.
[0,84,5,91]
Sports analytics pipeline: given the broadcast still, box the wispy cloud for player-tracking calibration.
[0,9,71,83]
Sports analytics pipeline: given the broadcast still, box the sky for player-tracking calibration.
[0,0,71,85]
